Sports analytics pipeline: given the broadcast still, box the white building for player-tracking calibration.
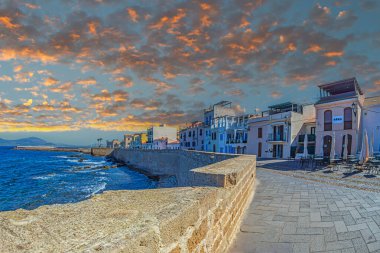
[362,96,380,154]
[247,102,316,159]
[147,124,177,145]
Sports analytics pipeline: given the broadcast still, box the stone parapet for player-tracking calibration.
[91,147,114,156]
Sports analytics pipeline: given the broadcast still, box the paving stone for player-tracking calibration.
[347,223,369,232]
[293,242,310,253]
[352,237,370,253]
[310,234,326,252]
[337,231,362,241]
[335,221,348,233]
[326,240,354,251]
[361,229,377,244]
[368,241,380,252]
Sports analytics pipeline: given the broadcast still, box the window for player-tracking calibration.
[200,129,203,136]
[344,107,352,130]
[189,131,191,137]
[193,130,195,137]
[324,110,332,131]
[311,127,316,135]
[220,134,223,141]
[258,128,263,138]
[258,142,262,157]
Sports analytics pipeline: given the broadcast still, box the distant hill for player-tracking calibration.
[0,137,57,147]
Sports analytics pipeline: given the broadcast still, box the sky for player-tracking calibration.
[0,0,380,146]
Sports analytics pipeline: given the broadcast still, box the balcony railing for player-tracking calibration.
[267,133,287,142]
[298,134,316,143]
[226,139,247,144]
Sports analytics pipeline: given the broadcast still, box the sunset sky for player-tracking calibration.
[0,0,380,145]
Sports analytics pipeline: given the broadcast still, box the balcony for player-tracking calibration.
[298,134,316,143]
[226,139,247,144]
[267,133,287,142]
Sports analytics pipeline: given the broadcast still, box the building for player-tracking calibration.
[179,121,204,150]
[129,133,148,149]
[167,139,180,149]
[208,114,252,154]
[106,139,121,148]
[314,78,364,157]
[147,124,177,145]
[123,134,133,148]
[152,138,168,150]
[362,96,380,154]
[247,102,316,158]
[203,101,237,152]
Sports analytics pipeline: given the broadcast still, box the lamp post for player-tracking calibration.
[352,102,357,117]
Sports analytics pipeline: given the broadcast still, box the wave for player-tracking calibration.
[32,173,57,180]
[85,182,107,198]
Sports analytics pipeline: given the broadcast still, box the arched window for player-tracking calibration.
[344,107,352,130]
[324,110,332,131]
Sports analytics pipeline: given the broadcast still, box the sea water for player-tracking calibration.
[0,147,156,211]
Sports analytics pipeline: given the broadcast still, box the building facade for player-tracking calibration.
[123,134,133,148]
[247,102,316,158]
[314,78,364,157]
[147,125,177,145]
[362,96,380,154]
[179,121,204,151]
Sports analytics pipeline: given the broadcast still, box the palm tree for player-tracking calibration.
[97,138,103,147]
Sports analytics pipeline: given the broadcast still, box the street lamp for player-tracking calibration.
[351,102,357,117]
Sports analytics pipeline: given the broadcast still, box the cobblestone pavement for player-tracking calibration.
[229,168,380,253]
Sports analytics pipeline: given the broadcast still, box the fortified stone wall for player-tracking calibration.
[110,149,241,186]
[91,147,114,156]
[110,149,257,252]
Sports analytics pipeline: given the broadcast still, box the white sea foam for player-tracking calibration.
[85,182,107,198]
[32,173,57,180]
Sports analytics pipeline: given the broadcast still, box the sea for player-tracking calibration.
[0,146,157,212]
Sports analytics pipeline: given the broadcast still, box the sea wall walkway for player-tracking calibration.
[0,150,256,253]
[230,166,380,253]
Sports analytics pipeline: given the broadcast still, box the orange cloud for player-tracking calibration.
[304,44,323,54]
[0,75,12,81]
[13,65,23,73]
[0,48,57,63]
[127,8,139,22]
[23,99,33,106]
[0,16,20,29]
[88,21,98,35]
[323,51,344,57]
[41,77,59,87]
[77,77,97,86]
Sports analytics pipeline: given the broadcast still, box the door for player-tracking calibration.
[258,142,262,158]
[278,125,284,141]
[273,145,277,158]
[323,135,332,157]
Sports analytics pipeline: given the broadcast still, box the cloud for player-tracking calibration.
[76,77,97,86]
[40,76,59,86]
[0,75,12,81]
[23,99,33,106]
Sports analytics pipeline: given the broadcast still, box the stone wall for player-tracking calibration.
[91,147,114,156]
[0,150,256,253]
[110,149,256,252]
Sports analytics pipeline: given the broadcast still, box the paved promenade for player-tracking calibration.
[230,167,380,253]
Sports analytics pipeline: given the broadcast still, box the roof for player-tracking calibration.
[268,102,299,110]
[318,77,363,95]
[364,96,380,107]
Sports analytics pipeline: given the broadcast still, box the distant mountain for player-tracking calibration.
[0,137,57,147]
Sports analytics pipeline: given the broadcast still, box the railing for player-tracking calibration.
[298,134,316,143]
[267,133,287,142]
[226,139,247,144]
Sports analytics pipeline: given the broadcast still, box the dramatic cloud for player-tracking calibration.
[0,0,378,137]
